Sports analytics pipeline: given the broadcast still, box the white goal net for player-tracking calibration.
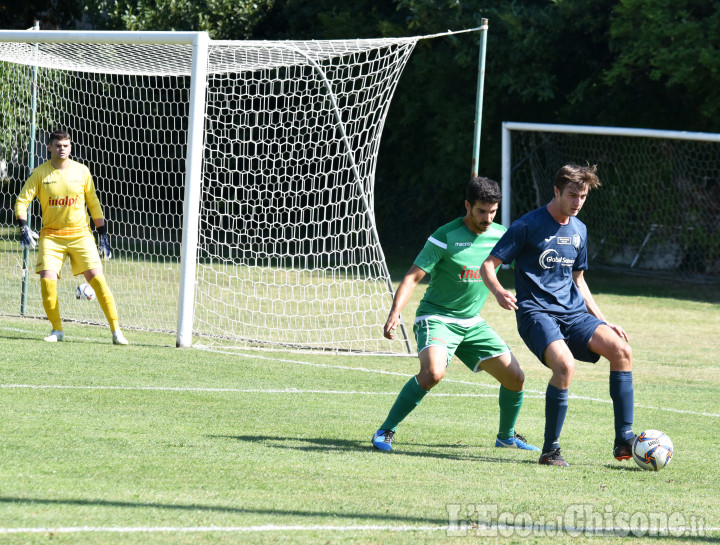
[0,30,460,354]
[502,122,720,278]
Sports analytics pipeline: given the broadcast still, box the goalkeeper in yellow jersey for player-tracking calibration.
[14,129,128,345]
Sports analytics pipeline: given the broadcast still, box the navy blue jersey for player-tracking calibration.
[491,206,589,315]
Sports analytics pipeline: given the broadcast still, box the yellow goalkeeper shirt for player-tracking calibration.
[15,159,104,237]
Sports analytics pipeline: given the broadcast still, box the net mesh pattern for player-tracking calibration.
[508,130,720,277]
[0,38,417,75]
[0,36,419,353]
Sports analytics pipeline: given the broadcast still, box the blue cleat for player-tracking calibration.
[495,432,540,451]
[372,429,395,452]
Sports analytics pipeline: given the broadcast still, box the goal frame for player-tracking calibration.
[1,27,488,353]
[1,29,213,348]
[501,122,720,230]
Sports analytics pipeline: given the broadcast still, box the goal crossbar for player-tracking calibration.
[504,122,720,144]
[0,30,205,45]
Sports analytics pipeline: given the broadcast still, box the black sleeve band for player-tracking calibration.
[18,218,28,228]
[97,223,108,236]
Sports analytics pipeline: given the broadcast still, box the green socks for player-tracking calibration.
[379,379,524,439]
[380,376,428,431]
[497,385,524,440]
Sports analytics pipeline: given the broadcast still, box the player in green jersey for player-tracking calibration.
[372,177,539,452]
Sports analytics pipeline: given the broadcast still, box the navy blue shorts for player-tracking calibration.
[517,311,605,365]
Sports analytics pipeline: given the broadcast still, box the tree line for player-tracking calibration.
[4,0,719,254]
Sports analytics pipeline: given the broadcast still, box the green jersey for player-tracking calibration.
[414,217,506,320]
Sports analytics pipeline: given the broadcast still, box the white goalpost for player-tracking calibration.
[0,28,485,354]
[502,122,720,276]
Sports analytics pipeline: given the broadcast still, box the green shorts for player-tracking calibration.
[413,317,510,373]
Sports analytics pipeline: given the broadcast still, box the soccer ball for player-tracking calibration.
[632,430,673,471]
[75,282,96,301]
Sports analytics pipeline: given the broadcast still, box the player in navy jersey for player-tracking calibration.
[480,164,635,467]
[372,177,539,453]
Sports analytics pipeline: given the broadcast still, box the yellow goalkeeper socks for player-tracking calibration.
[40,278,62,331]
[89,274,120,332]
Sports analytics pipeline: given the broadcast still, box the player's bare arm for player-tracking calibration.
[480,255,518,311]
[383,265,426,339]
[572,270,629,342]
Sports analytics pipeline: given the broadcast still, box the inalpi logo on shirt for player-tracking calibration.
[459,266,483,281]
[48,195,81,207]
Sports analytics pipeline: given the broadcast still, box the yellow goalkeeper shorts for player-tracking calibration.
[36,230,102,278]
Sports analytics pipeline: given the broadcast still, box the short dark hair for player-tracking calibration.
[466,176,502,205]
[554,163,601,193]
[49,129,71,144]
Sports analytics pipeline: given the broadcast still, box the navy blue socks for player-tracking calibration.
[609,370,634,441]
[543,383,569,452]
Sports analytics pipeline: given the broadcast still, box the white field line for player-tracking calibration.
[4,382,718,416]
[0,524,717,536]
[0,384,544,398]
[0,326,139,346]
[0,524,445,535]
[1,525,445,535]
[0,326,717,417]
[197,345,550,394]
[196,346,720,418]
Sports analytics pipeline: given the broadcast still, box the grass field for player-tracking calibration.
[0,242,407,353]
[1,270,719,544]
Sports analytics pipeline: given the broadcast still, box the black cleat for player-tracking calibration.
[538,447,570,467]
[613,435,636,461]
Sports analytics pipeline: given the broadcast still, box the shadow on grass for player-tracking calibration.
[0,495,450,526]
[0,331,163,348]
[1,495,716,541]
[604,463,646,472]
[210,434,537,465]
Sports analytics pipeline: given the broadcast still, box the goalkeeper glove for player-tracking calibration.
[97,223,113,260]
[18,219,39,249]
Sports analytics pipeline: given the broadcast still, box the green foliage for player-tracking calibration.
[0,61,34,216]
[606,0,720,121]
[252,0,409,39]
[0,62,28,162]
[6,0,720,260]
[0,0,83,30]
[91,0,274,38]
